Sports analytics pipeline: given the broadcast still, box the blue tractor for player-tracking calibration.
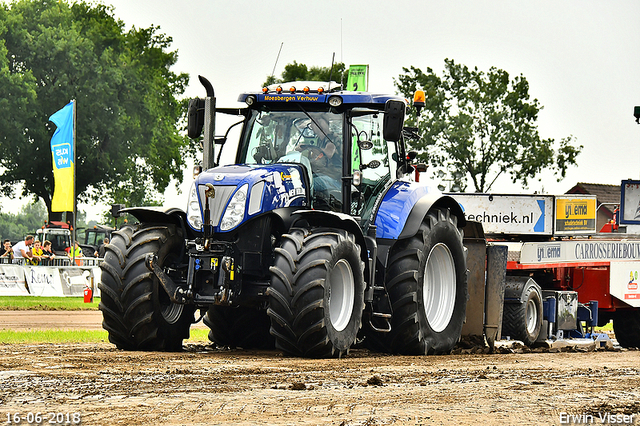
[99,77,469,358]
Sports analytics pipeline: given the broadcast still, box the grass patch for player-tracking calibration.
[0,329,108,343]
[186,328,210,343]
[0,327,210,344]
[595,320,613,332]
[0,296,100,311]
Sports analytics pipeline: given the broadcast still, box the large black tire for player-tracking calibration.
[267,228,365,358]
[99,224,194,351]
[383,207,467,355]
[203,305,275,349]
[613,310,640,348]
[501,285,543,346]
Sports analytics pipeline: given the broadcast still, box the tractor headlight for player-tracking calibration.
[186,181,203,230]
[220,184,248,231]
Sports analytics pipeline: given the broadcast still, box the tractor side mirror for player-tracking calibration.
[187,98,205,139]
[111,204,125,218]
[383,100,405,142]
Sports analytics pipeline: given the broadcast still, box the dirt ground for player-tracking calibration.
[0,310,207,331]
[1,312,640,426]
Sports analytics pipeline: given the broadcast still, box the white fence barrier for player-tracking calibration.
[0,258,102,297]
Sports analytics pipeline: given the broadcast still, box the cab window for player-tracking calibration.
[350,111,397,217]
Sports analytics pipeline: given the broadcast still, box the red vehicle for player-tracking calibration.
[35,221,71,257]
[452,192,640,348]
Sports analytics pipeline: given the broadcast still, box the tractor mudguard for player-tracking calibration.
[120,206,200,241]
[291,210,367,255]
[121,206,187,228]
[373,180,466,241]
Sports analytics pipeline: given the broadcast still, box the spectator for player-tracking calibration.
[12,235,34,264]
[95,238,109,258]
[0,240,13,262]
[68,240,83,266]
[29,240,44,265]
[41,240,55,265]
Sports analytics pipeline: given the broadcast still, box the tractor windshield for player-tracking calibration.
[239,109,344,211]
[237,107,398,218]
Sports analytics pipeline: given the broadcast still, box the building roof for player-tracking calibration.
[565,182,620,214]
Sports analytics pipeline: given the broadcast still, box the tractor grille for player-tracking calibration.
[197,185,236,227]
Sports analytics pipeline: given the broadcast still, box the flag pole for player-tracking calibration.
[72,99,77,266]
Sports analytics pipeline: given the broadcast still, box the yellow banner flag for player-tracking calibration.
[49,101,75,212]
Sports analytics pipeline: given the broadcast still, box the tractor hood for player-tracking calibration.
[187,162,311,232]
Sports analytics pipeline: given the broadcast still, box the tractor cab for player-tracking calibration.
[233,82,409,223]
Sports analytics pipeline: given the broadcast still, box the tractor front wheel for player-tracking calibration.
[99,224,194,351]
[267,228,365,358]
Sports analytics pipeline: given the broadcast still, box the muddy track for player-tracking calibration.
[0,312,639,425]
[0,342,639,425]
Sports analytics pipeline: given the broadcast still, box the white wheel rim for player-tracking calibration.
[526,298,538,334]
[423,243,456,333]
[328,259,355,332]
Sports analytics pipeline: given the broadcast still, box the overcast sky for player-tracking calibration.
[4,0,640,220]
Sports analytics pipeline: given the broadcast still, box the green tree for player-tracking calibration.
[395,60,582,192]
[0,200,46,241]
[263,61,348,88]
[0,0,189,219]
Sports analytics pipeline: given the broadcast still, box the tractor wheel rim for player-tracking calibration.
[161,294,184,324]
[328,259,355,332]
[526,299,538,334]
[423,243,456,333]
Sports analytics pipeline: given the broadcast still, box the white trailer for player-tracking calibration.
[453,191,640,348]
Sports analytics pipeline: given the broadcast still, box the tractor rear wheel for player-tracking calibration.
[267,228,365,358]
[99,223,194,351]
[384,207,467,355]
[204,305,275,349]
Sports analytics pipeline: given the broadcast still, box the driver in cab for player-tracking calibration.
[295,116,342,209]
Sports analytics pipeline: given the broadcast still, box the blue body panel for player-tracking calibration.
[191,163,309,232]
[374,180,436,240]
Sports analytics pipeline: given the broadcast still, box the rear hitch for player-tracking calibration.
[145,253,192,303]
